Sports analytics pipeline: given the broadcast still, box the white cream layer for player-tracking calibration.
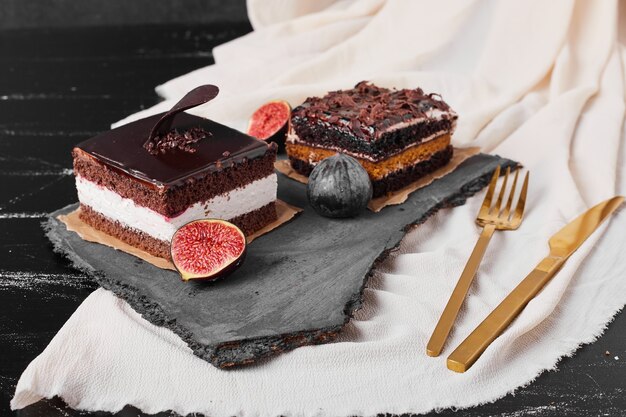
[76,174,277,242]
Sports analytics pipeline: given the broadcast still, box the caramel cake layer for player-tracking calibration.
[289,146,453,198]
[286,134,450,181]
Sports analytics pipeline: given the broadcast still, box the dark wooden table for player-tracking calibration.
[1,22,625,417]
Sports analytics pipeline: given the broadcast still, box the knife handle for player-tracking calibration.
[427,223,496,357]
[446,266,558,372]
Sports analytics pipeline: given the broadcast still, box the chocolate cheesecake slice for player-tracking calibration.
[286,82,457,197]
[72,86,278,260]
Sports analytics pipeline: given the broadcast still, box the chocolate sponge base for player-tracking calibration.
[80,204,171,259]
[79,202,278,261]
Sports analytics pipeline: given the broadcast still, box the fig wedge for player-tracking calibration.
[247,100,291,151]
[171,219,246,282]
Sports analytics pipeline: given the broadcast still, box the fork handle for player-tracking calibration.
[426,223,496,357]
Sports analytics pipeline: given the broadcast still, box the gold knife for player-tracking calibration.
[447,196,624,373]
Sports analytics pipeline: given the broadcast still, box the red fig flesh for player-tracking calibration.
[171,219,246,282]
[247,100,291,150]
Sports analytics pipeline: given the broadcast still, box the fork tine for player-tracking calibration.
[502,168,519,219]
[511,171,529,224]
[492,167,510,215]
[479,166,500,217]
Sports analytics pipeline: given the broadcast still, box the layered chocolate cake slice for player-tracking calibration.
[72,85,278,260]
[286,82,458,197]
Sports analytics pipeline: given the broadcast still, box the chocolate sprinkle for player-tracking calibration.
[144,127,211,155]
[292,81,457,141]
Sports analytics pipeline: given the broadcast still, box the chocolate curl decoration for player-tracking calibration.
[143,84,220,151]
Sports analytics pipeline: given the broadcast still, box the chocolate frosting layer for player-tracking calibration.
[75,112,269,188]
[291,81,457,142]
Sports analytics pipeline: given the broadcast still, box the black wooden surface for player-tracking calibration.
[1,23,625,417]
[1,0,247,30]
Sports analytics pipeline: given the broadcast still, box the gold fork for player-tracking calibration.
[426,166,529,357]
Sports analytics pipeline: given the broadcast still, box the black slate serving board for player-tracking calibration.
[45,153,516,368]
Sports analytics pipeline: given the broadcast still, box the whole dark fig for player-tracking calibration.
[307,153,373,218]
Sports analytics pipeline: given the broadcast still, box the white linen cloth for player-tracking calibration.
[12,0,626,415]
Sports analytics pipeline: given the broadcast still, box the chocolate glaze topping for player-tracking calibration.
[292,81,457,141]
[76,112,270,188]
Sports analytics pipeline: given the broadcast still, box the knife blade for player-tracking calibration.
[446,196,624,373]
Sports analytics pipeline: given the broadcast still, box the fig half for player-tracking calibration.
[246,100,291,152]
[170,219,246,282]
